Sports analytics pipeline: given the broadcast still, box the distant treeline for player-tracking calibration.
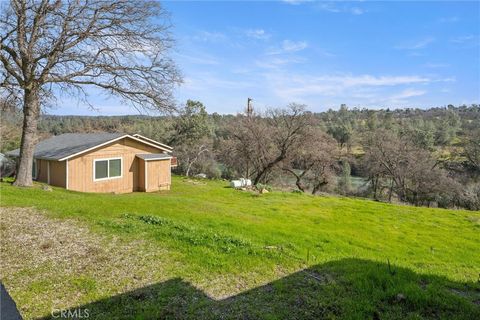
[2,103,479,210]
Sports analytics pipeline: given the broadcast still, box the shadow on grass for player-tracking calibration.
[39,258,479,320]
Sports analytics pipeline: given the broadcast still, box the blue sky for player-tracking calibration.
[55,0,480,115]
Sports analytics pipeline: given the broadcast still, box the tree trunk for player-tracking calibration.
[312,180,327,195]
[388,179,394,202]
[13,88,40,187]
[372,176,378,200]
[295,177,306,192]
[284,168,306,192]
[185,157,191,177]
[253,153,286,185]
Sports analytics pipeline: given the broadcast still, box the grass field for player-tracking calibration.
[1,176,479,319]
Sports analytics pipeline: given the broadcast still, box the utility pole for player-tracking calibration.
[246,97,253,117]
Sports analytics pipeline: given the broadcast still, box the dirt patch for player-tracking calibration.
[1,207,110,273]
[0,207,177,319]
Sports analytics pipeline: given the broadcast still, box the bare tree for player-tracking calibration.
[218,114,269,181]
[363,129,456,206]
[282,128,338,194]
[176,139,210,177]
[221,104,311,185]
[1,0,182,186]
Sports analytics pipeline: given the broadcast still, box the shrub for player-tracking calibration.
[256,183,273,192]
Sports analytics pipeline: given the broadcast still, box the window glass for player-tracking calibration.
[95,160,108,179]
[109,159,121,177]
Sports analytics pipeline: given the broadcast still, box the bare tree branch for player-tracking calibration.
[0,0,182,186]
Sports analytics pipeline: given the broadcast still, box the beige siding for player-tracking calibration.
[67,138,161,193]
[49,161,66,188]
[36,159,48,183]
[145,159,171,192]
[138,159,146,192]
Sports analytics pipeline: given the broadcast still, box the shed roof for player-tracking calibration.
[6,133,171,161]
[136,153,172,160]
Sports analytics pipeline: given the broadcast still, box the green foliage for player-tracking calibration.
[169,100,216,176]
[435,109,461,145]
[366,110,378,130]
[401,118,436,150]
[0,109,22,153]
[135,214,253,252]
[138,215,172,226]
[2,104,479,208]
[326,104,354,148]
[1,177,479,319]
[255,183,273,192]
[170,100,212,145]
[1,176,478,280]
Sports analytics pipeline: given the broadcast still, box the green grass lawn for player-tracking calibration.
[1,176,479,319]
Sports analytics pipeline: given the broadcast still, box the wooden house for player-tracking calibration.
[7,133,176,193]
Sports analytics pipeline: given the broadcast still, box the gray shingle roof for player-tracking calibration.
[136,153,172,160]
[6,133,126,160]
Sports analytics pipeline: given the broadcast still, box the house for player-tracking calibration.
[6,133,177,193]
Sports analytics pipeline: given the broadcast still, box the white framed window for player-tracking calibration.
[93,157,122,181]
[32,159,37,180]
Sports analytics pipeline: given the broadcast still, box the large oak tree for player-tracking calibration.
[1,0,181,186]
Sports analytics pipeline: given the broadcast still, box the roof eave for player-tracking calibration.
[132,134,173,150]
[137,156,173,161]
[58,134,171,161]
[6,154,61,161]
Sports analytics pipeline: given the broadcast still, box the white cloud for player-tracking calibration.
[322,75,432,87]
[395,37,435,50]
[266,73,434,97]
[176,53,220,65]
[383,88,429,106]
[256,57,306,69]
[350,7,366,15]
[175,66,457,112]
[262,72,453,107]
[316,2,367,15]
[193,31,227,42]
[451,35,478,44]
[317,3,341,13]
[182,73,254,92]
[281,0,312,5]
[266,40,309,55]
[245,29,271,40]
[282,40,308,52]
[389,88,426,100]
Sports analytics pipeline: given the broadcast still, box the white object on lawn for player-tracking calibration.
[230,178,252,189]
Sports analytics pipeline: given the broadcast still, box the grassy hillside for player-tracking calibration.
[1,176,479,319]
